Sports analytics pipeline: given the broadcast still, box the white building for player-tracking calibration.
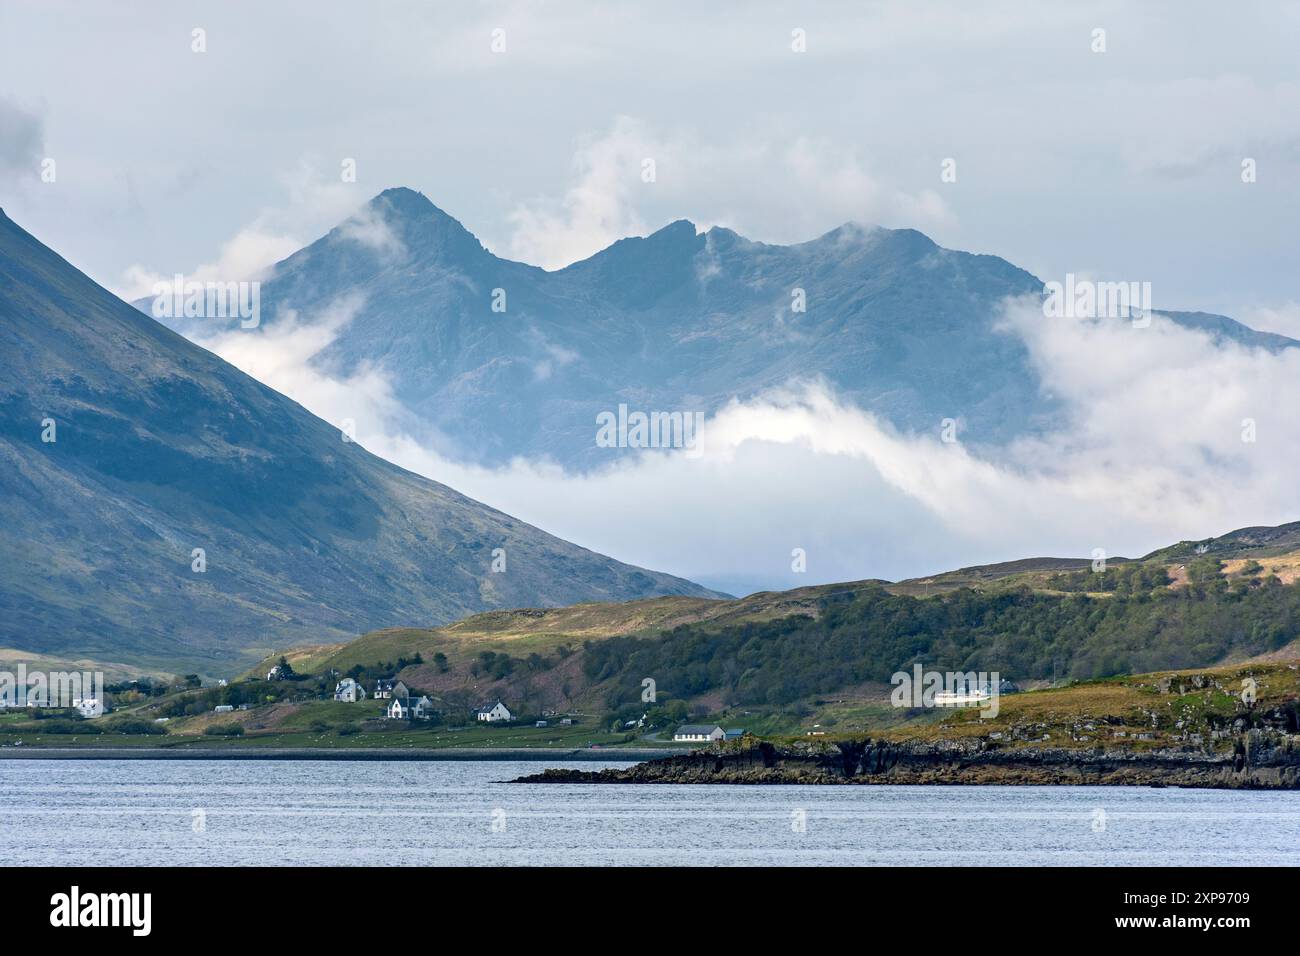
[388,694,432,720]
[475,700,512,723]
[333,678,365,702]
[72,698,103,719]
[673,724,725,743]
[373,679,407,700]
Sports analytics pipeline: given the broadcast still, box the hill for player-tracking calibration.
[259,522,1300,723]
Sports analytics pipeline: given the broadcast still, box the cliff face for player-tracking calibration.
[516,732,1300,789]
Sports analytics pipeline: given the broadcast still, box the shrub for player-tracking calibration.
[38,719,102,735]
[105,719,166,735]
[203,723,245,737]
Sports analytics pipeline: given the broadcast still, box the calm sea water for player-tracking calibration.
[3,759,1297,866]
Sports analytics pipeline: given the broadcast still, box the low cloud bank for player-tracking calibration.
[185,295,1300,594]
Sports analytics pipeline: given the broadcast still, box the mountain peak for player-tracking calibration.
[367,186,465,228]
[353,187,489,264]
[371,186,439,215]
[651,218,699,239]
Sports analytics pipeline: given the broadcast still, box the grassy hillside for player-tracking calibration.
[251,535,1300,727]
[880,658,1299,752]
[3,655,1292,757]
[248,579,884,678]
[0,648,174,685]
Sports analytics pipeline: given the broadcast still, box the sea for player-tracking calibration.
[4,758,1297,866]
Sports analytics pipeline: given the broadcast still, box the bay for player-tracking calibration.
[3,759,1297,866]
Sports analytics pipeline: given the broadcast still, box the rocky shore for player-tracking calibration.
[513,731,1300,788]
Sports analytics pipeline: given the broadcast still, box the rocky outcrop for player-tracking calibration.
[513,731,1300,788]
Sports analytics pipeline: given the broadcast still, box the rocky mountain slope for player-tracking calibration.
[0,209,718,675]
[150,187,1300,469]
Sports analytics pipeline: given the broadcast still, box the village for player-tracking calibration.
[0,657,749,751]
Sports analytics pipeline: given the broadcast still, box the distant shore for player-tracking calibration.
[513,735,1300,789]
[0,746,659,762]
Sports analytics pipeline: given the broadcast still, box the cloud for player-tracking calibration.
[527,331,579,382]
[0,98,44,176]
[187,289,1300,595]
[505,116,653,269]
[503,116,952,270]
[1241,301,1300,339]
[118,226,303,301]
[1118,74,1300,179]
[191,293,407,439]
[338,199,407,259]
[115,158,376,300]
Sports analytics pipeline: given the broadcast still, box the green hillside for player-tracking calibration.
[252,525,1300,727]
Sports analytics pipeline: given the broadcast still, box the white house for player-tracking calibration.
[673,724,725,743]
[388,694,432,720]
[475,700,512,723]
[72,698,103,719]
[373,679,408,700]
[333,678,365,702]
[213,704,234,714]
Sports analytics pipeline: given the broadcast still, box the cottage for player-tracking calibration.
[388,694,432,720]
[72,698,103,719]
[373,679,408,700]
[673,724,725,743]
[213,704,234,714]
[535,720,548,728]
[475,700,513,723]
[723,728,747,740]
[333,678,365,703]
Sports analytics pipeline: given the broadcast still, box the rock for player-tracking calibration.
[511,733,1300,789]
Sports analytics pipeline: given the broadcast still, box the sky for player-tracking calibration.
[3,1,1300,594]
[2,1,1299,325]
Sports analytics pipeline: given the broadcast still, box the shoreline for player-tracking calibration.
[513,735,1300,789]
[0,746,663,762]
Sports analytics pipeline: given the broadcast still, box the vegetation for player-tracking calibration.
[585,574,1299,708]
[203,723,245,737]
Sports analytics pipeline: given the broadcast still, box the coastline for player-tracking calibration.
[513,735,1300,789]
[0,746,659,762]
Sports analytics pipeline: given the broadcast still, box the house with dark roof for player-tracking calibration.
[475,700,512,723]
[373,679,407,700]
[333,678,365,702]
[388,694,432,720]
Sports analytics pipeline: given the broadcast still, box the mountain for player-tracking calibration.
[147,187,1300,470]
[0,208,721,675]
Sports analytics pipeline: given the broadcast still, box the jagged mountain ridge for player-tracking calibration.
[148,187,1300,469]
